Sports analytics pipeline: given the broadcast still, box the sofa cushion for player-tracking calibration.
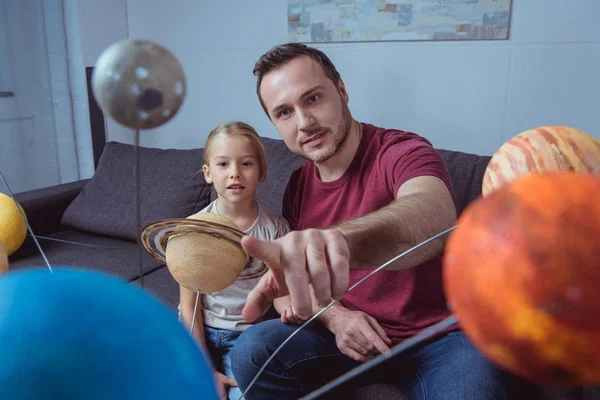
[256,136,307,215]
[9,230,163,281]
[62,141,212,241]
[437,149,491,215]
[14,179,89,236]
[131,266,180,312]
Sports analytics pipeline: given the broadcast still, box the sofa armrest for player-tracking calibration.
[13,179,89,236]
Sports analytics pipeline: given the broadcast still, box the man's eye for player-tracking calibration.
[308,94,319,103]
[280,109,292,117]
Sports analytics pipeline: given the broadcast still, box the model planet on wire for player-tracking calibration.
[0,267,218,399]
[444,172,600,386]
[91,39,186,130]
[0,193,27,256]
[482,126,600,197]
[164,212,247,293]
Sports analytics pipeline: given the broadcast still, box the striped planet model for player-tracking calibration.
[482,126,600,197]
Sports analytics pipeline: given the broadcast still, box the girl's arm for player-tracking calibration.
[273,294,308,324]
[179,285,206,346]
[273,295,290,315]
[180,285,237,398]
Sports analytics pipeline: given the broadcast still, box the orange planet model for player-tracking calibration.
[444,172,600,386]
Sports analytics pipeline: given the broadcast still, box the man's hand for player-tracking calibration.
[241,229,350,322]
[214,372,237,400]
[321,305,392,362]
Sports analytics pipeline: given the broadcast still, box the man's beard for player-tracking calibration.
[297,103,353,163]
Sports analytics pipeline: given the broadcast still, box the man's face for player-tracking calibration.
[259,56,352,163]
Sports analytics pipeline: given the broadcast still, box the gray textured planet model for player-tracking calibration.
[91,39,186,130]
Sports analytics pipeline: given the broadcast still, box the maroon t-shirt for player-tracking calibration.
[282,123,459,345]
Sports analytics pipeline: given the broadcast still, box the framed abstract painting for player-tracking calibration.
[288,0,513,43]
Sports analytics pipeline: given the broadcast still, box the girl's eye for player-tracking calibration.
[242,161,253,167]
[217,162,227,167]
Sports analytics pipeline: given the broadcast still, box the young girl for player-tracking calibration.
[179,122,297,400]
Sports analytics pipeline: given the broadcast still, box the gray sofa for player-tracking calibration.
[10,137,599,400]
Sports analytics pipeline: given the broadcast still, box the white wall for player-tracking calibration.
[1,1,597,194]
[76,0,132,145]
[123,0,285,150]
[117,0,599,157]
[0,0,61,194]
[0,0,98,194]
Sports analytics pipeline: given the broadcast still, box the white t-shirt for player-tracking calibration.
[196,200,290,331]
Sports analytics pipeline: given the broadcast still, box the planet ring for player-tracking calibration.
[140,218,252,266]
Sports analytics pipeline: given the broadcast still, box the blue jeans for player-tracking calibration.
[231,319,507,400]
[205,327,243,400]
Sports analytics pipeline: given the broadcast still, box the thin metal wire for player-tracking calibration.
[0,169,53,273]
[188,169,203,182]
[300,315,459,400]
[29,235,122,249]
[190,290,200,336]
[133,129,144,288]
[238,225,458,400]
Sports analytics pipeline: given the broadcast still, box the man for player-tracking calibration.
[231,43,507,400]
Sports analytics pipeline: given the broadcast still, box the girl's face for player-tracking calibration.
[202,135,262,206]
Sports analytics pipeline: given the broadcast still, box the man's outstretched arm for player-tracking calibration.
[241,175,457,321]
[339,175,457,270]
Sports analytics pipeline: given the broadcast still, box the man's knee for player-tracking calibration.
[444,331,508,398]
[230,320,293,385]
[402,331,507,400]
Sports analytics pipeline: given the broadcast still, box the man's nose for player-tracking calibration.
[297,109,316,131]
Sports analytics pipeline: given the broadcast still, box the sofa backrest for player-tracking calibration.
[437,149,491,215]
[254,137,307,215]
[62,139,490,241]
[62,141,212,241]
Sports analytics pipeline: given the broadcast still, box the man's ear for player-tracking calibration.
[202,164,212,184]
[338,79,349,104]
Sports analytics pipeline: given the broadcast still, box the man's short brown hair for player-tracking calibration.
[253,43,342,118]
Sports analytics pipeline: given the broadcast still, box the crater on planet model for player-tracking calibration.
[137,89,163,111]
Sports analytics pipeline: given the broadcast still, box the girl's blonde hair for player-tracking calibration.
[203,122,268,182]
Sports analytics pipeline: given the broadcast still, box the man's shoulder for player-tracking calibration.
[364,123,434,148]
[287,159,313,187]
